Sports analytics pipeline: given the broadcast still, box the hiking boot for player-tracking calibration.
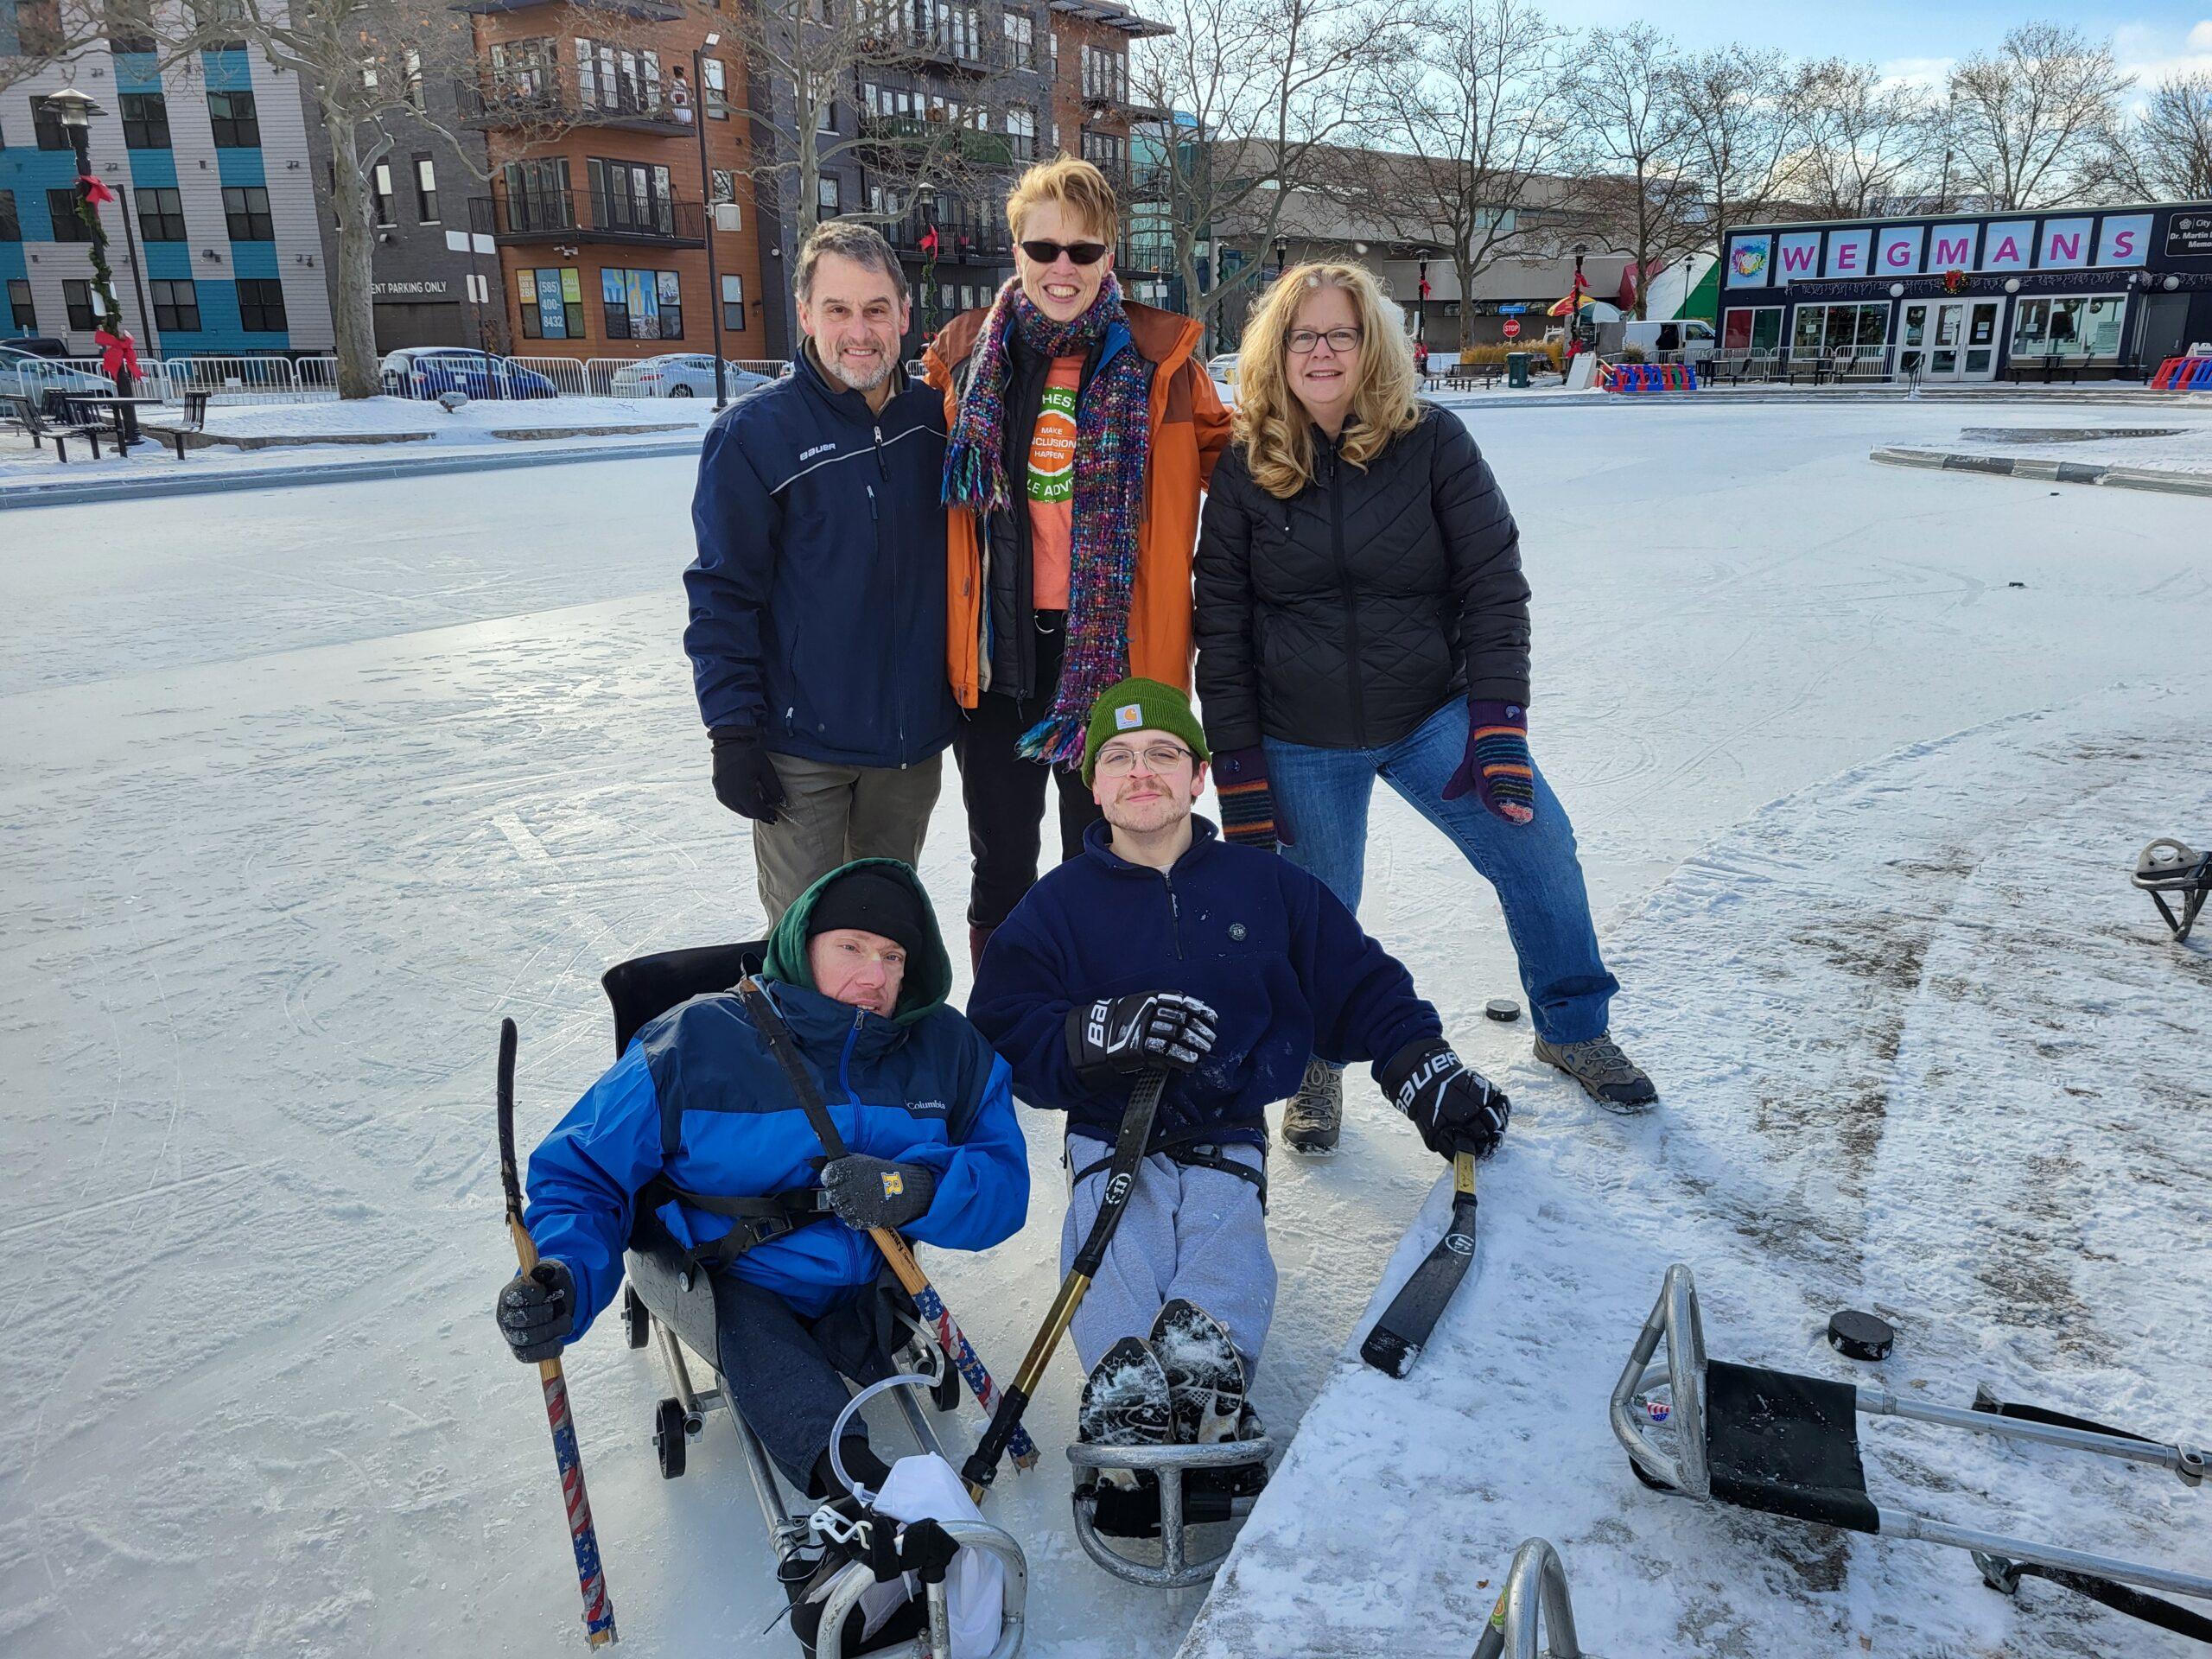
[1535,1033,1656,1113]
[1281,1058,1342,1153]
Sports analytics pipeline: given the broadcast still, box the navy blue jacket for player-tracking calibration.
[967,818,1443,1149]
[525,972,1027,1328]
[684,347,957,766]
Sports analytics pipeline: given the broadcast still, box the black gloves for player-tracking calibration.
[495,1258,576,1363]
[1068,991,1220,1077]
[820,1154,937,1230]
[710,727,786,823]
[1381,1038,1510,1161]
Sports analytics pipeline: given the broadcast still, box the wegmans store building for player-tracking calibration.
[1718,201,2212,382]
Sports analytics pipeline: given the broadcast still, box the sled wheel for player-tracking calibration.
[931,1363,962,1414]
[654,1397,688,1479]
[622,1284,651,1350]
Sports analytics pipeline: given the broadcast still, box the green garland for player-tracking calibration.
[73,178,128,341]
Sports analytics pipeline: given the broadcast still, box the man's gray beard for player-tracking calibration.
[829,351,893,392]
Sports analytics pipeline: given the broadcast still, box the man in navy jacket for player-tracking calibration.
[968,678,1509,1402]
[686,221,956,924]
[494,860,1027,1497]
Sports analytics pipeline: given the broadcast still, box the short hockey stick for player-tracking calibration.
[734,977,1039,1488]
[497,1018,618,1648]
[962,1066,1169,1492]
[1361,1151,1478,1379]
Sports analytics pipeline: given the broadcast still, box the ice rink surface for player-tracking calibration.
[3,397,2209,1656]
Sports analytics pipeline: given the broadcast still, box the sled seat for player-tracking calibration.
[1612,1264,2212,1637]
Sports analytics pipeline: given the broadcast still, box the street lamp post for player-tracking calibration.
[916,183,938,344]
[1274,233,1287,280]
[696,33,728,410]
[48,86,144,446]
[1415,245,1433,347]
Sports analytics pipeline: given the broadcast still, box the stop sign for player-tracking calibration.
[1502,318,1522,339]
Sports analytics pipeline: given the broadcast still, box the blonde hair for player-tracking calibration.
[1003,155,1120,248]
[1233,262,1421,499]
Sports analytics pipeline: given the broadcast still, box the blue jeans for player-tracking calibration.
[1264,699,1619,1046]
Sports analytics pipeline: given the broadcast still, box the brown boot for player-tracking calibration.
[969,923,995,976]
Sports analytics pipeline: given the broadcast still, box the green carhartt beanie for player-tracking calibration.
[1081,677,1211,785]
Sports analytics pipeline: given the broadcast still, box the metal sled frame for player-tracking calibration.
[1065,1434,1273,1588]
[2133,837,2211,944]
[1473,1538,1589,1659]
[1611,1264,2211,1606]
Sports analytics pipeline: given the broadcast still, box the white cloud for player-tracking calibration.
[2113,16,2212,97]
[1876,54,1954,90]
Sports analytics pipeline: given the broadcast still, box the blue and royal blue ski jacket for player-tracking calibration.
[967,817,1444,1151]
[524,872,1027,1328]
[683,346,957,768]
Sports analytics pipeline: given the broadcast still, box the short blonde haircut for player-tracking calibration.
[1233,262,1421,499]
[1003,155,1120,248]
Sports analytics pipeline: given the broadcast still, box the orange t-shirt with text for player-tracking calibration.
[1025,356,1083,609]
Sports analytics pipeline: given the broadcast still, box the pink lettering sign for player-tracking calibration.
[1990,236,2020,264]
[1931,232,1974,268]
[1780,240,1817,275]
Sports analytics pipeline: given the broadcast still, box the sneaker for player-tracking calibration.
[1281,1058,1343,1153]
[1535,1033,1656,1113]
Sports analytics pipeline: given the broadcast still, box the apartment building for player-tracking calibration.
[2,41,334,355]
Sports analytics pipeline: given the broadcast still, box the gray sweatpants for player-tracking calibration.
[1064,1135,1274,1383]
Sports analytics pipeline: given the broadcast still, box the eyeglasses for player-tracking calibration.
[1094,741,1194,777]
[1287,327,1363,354]
[1019,238,1110,267]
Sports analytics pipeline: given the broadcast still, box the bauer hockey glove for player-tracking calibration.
[1068,990,1220,1079]
[1441,701,1536,825]
[495,1257,576,1363]
[1382,1038,1510,1160]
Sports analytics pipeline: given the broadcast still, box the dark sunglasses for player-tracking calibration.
[1019,238,1110,267]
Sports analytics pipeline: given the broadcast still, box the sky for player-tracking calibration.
[1531,2,2212,93]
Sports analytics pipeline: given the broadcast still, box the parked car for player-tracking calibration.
[1208,352,1239,391]
[4,336,75,360]
[607,354,777,400]
[1614,318,1717,365]
[0,346,116,404]
[381,348,558,401]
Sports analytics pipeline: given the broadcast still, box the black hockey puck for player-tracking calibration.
[1827,1309,1895,1363]
[1484,998,1522,1023]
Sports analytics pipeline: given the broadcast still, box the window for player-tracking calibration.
[372,163,396,226]
[48,188,92,242]
[1789,301,1886,357]
[224,184,274,241]
[404,48,423,110]
[33,97,71,149]
[702,56,728,118]
[488,38,556,102]
[120,92,170,149]
[413,156,438,223]
[0,191,16,241]
[2010,293,2126,358]
[518,267,586,339]
[1003,10,1034,69]
[1006,105,1036,162]
[818,175,841,215]
[136,186,188,241]
[721,271,745,331]
[237,277,286,332]
[151,278,201,331]
[1082,44,1127,103]
[575,39,664,118]
[588,157,674,235]
[64,279,96,329]
[1080,128,1123,170]
[1720,307,1781,353]
[207,90,259,148]
[7,278,32,330]
[502,157,574,232]
[818,95,836,134]
[600,267,683,339]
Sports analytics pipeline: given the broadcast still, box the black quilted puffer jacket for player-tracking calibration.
[1193,404,1531,753]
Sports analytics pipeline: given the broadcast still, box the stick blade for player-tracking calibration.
[1359,1206,1478,1380]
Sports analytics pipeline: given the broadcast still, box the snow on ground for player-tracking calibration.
[1928,419,2212,476]
[187,393,727,442]
[2,398,2209,1658]
[1183,688,2212,1659]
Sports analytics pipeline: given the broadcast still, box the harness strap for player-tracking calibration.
[639,1176,830,1268]
[1069,1128,1268,1211]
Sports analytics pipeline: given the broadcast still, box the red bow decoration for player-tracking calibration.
[79,173,117,206]
[95,327,142,381]
[1419,276,1431,299]
[919,225,939,257]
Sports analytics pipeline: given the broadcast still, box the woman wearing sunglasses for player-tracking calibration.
[926,156,1231,971]
[1194,263,1653,1149]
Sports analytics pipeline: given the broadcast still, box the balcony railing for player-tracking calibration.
[456,77,690,134]
[858,114,1015,168]
[861,25,1001,72]
[474,190,707,245]
[887,213,1010,259]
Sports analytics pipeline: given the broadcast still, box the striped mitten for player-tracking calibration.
[1212,746,1290,850]
[1442,702,1536,824]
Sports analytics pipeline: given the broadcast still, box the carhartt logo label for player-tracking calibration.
[1115,704,1143,729]
[800,442,836,461]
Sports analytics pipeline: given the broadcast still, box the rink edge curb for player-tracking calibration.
[1868,446,2212,497]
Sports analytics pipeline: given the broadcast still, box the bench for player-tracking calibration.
[141,389,210,460]
[7,392,105,462]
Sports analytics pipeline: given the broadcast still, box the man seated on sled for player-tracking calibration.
[967,678,1509,1466]
[493,860,1029,1499]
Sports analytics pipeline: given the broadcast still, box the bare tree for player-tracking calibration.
[1668,45,1800,260]
[1565,23,1700,319]
[1944,22,2132,209]
[0,0,113,95]
[1783,58,1942,218]
[2105,72,2212,201]
[1131,0,1412,354]
[1344,0,1572,352]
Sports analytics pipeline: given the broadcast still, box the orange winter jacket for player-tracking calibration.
[924,301,1232,709]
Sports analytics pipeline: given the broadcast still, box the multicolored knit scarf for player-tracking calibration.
[943,274,1154,766]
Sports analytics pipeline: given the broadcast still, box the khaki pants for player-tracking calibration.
[752,749,944,925]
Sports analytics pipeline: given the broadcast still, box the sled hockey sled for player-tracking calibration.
[1611,1264,2212,1638]
[1471,1538,1596,1659]
[1066,1430,1274,1588]
[601,942,1029,1659]
[2133,837,2210,944]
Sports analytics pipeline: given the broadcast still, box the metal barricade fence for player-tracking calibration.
[162,355,304,404]
[582,358,631,397]
[512,356,597,397]
[293,356,341,398]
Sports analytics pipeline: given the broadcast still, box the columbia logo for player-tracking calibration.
[800,442,836,461]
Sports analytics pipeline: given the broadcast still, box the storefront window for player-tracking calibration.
[1722,308,1781,351]
[1789,302,1887,357]
[2010,294,2124,358]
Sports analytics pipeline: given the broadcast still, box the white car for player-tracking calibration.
[0,346,116,405]
[608,354,778,399]
[1207,353,1238,391]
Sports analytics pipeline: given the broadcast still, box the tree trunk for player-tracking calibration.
[321,105,384,399]
[1455,255,1476,353]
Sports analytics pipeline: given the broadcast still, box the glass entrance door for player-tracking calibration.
[1897,299,2002,381]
